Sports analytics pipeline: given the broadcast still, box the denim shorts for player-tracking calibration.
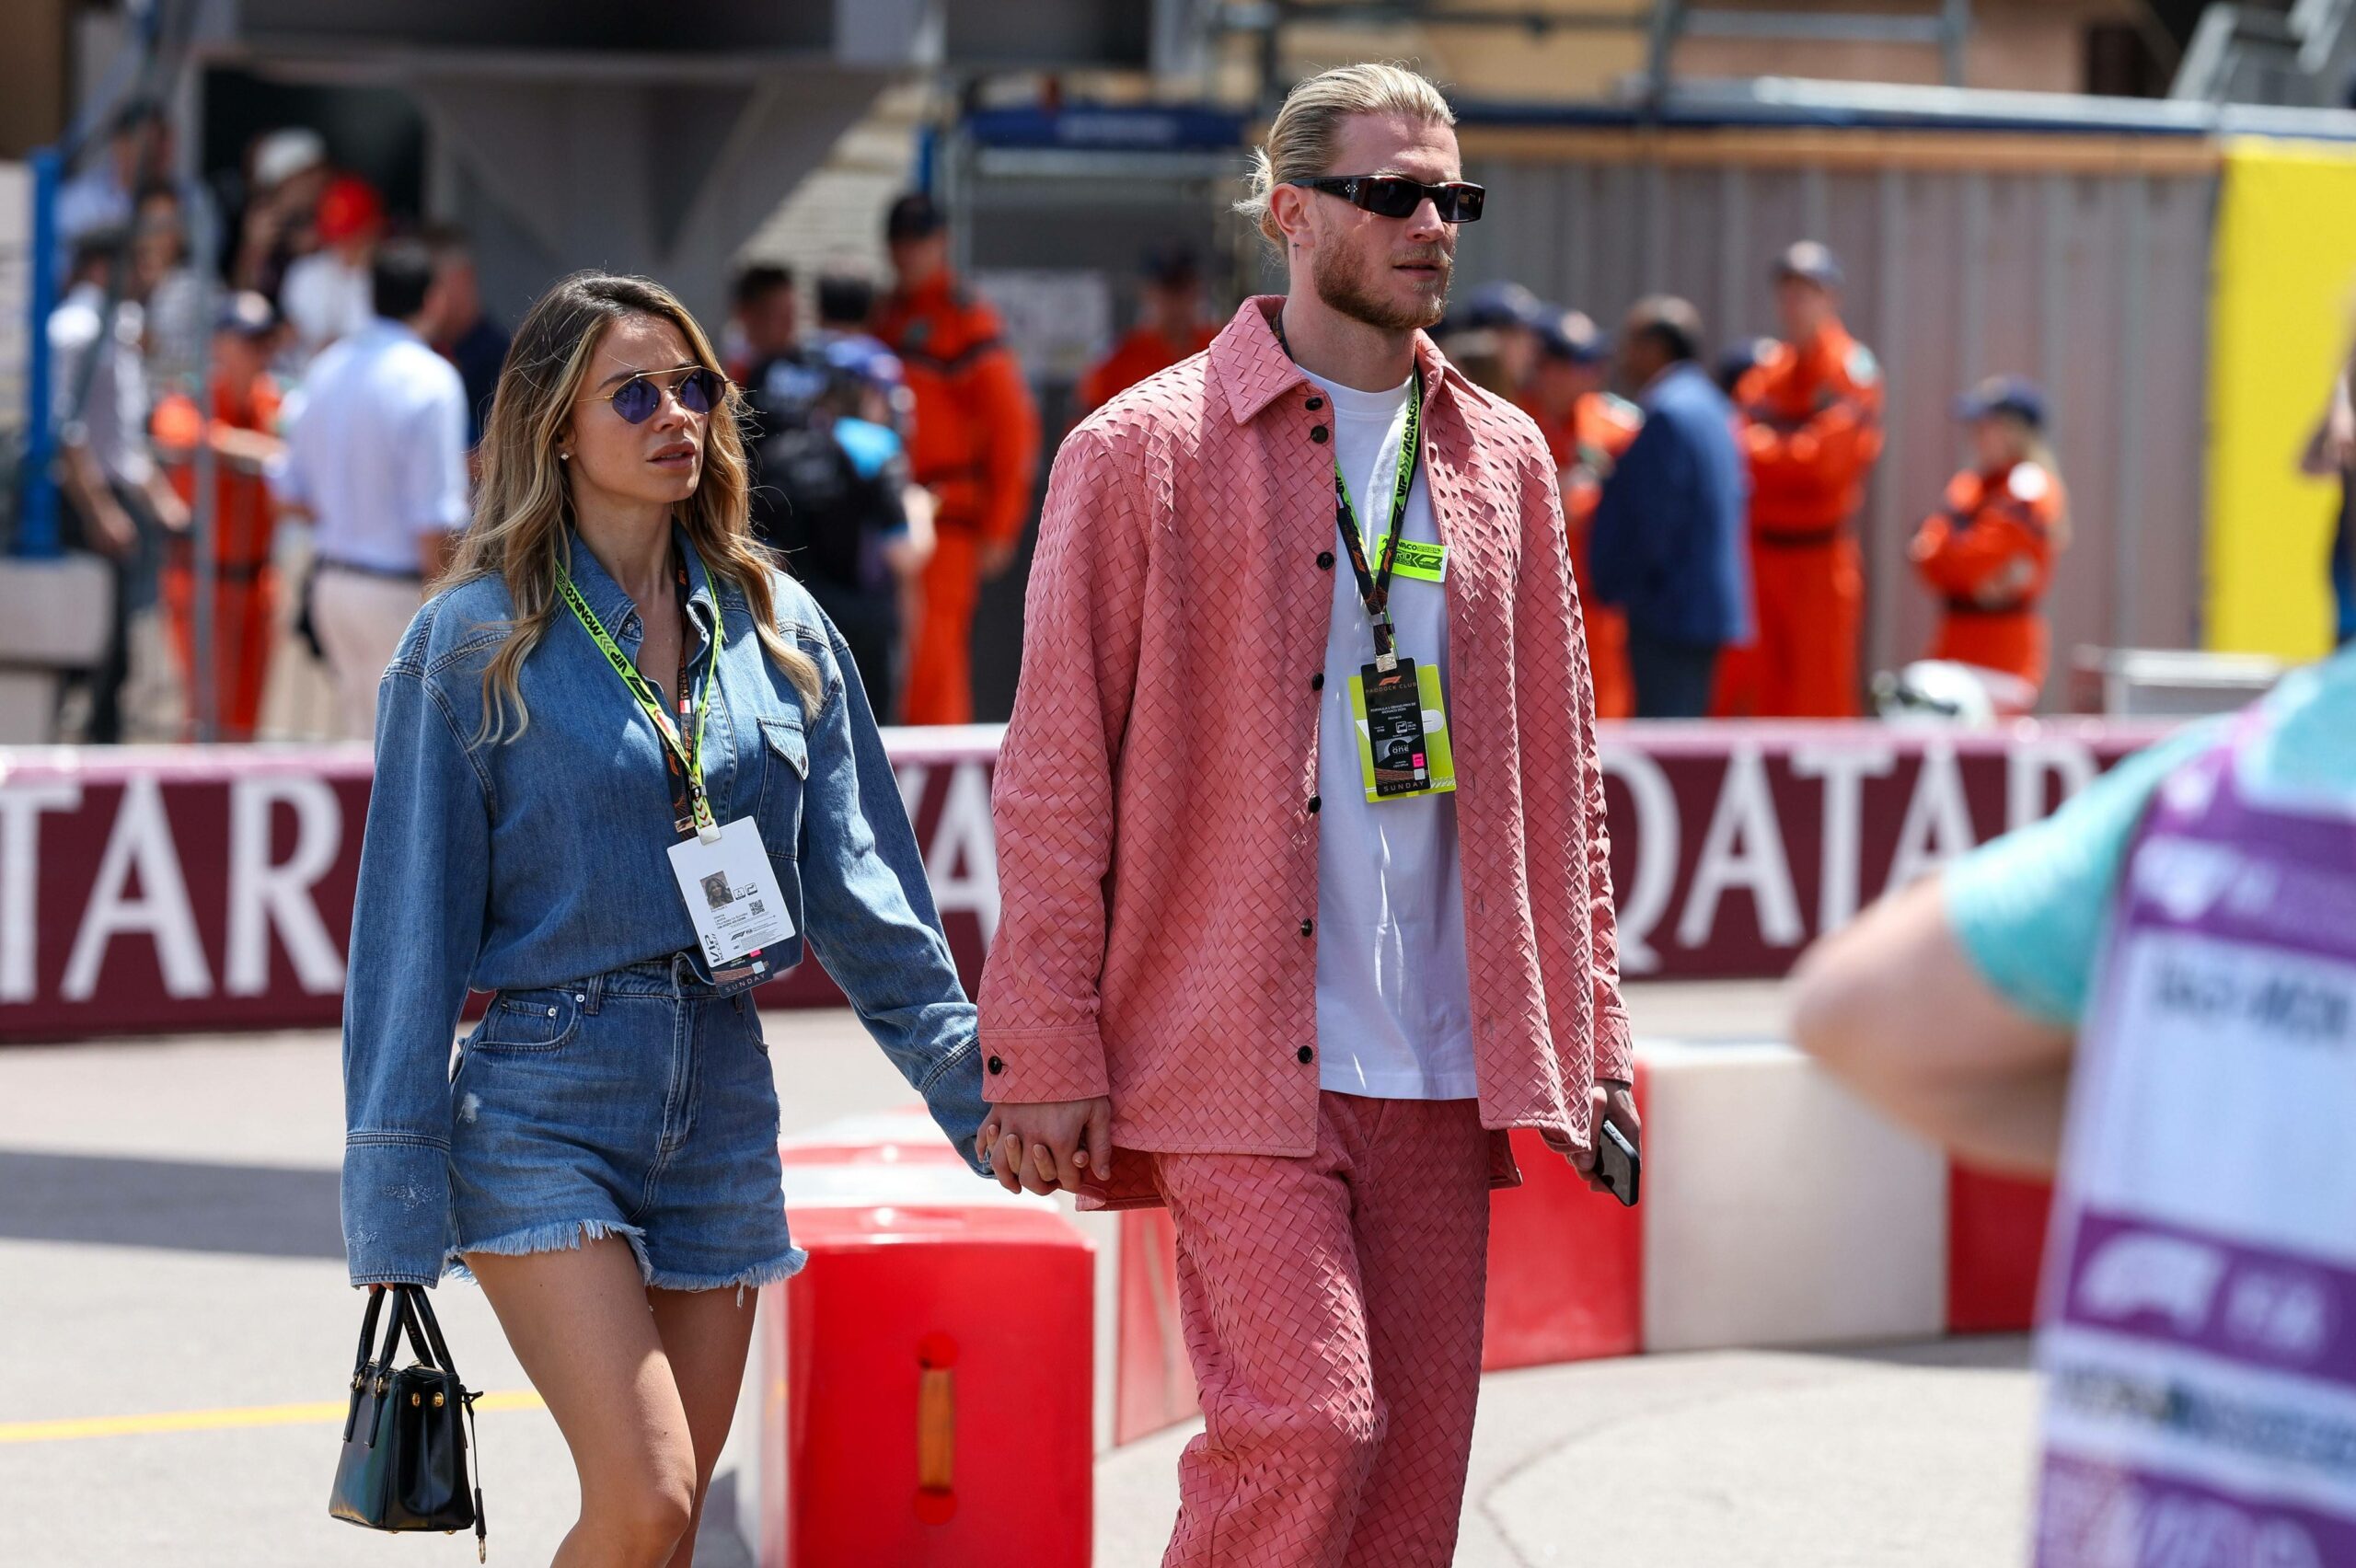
[445,953,804,1292]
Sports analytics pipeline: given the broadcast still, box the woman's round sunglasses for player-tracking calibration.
[591,365,725,425]
[1290,175,1485,224]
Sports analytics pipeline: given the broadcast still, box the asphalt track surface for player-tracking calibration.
[0,984,2039,1566]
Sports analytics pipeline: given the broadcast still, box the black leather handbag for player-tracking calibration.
[329,1284,488,1560]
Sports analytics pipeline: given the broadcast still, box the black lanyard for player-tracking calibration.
[1275,315,1425,669]
[1329,377,1423,669]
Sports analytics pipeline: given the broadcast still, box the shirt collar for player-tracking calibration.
[560,522,719,646]
[1208,294,1466,426]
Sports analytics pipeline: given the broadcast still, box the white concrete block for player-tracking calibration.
[0,555,112,664]
[1641,1040,1948,1352]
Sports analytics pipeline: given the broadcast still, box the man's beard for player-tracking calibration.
[1313,240,1452,332]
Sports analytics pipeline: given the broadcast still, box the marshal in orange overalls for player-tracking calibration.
[873,275,1042,725]
[1910,459,2066,697]
[1722,325,1883,717]
[151,375,283,740]
[1076,321,1217,418]
[1524,389,1643,721]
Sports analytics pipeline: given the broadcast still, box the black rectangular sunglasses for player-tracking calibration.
[1291,175,1485,224]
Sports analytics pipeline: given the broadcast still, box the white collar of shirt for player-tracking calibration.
[1300,366,1413,419]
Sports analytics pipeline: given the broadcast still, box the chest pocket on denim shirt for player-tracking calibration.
[755,711,809,865]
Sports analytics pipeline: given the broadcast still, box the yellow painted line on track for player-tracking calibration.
[0,1389,544,1444]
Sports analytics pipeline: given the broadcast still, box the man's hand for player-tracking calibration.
[88,500,139,559]
[977,537,1021,580]
[1546,1078,1640,1196]
[976,1097,1112,1195]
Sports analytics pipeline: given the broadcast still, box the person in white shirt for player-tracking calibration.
[280,175,381,363]
[50,227,190,742]
[278,238,468,738]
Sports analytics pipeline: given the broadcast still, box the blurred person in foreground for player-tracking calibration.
[277,238,468,738]
[2301,338,2356,648]
[1590,296,1751,719]
[1521,306,1640,720]
[872,192,1041,724]
[1721,240,1884,717]
[741,272,933,717]
[341,270,988,1567]
[424,225,511,451]
[49,225,191,743]
[148,292,288,741]
[978,61,1634,1562]
[1793,642,2356,1564]
[281,174,384,362]
[1910,376,2069,703]
[1075,241,1218,417]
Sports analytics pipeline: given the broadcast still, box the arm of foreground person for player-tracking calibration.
[1791,717,2220,1175]
[1790,877,2075,1176]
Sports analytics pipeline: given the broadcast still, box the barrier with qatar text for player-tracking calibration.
[0,720,2168,1042]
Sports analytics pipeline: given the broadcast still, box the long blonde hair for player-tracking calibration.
[1236,62,1456,251]
[442,271,823,743]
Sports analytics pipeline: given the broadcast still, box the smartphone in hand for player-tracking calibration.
[1595,1119,1640,1208]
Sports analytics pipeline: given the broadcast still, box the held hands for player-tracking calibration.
[1546,1078,1641,1197]
[976,1098,1113,1196]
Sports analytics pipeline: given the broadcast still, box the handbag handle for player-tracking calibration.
[401,1285,468,1387]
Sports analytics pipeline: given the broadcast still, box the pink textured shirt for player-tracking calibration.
[980,296,1632,1206]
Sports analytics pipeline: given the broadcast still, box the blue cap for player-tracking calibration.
[1773,240,1844,289]
[822,331,904,390]
[1535,307,1608,364]
[215,290,278,338]
[1953,375,2046,431]
[1460,280,1543,332]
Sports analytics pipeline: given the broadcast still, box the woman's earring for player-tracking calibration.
[558,450,570,462]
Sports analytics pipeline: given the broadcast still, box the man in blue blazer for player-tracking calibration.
[1591,296,1754,718]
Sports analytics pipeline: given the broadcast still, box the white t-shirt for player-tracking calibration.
[1305,366,1478,1101]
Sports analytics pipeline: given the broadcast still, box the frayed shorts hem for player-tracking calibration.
[444,1219,808,1295]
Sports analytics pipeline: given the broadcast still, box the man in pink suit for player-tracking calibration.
[977,62,1639,1565]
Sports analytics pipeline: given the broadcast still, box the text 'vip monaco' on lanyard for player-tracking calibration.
[1331,375,1423,672]
[558,546,727,844]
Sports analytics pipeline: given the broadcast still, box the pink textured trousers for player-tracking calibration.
[1152,1092,1494,1567]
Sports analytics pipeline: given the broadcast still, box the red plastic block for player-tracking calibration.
[1482,1066,1647,1370]
[752,1204,1093,1568]
[1946,1163,2054,1333]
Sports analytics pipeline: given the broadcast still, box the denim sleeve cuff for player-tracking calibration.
[914,1034,993,1176]
[977,1023,1113,1104]
[341,1135,453,1288]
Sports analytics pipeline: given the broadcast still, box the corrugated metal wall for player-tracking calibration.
[1454,131,2220,704]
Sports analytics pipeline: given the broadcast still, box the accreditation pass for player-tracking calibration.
[665,818,794,968]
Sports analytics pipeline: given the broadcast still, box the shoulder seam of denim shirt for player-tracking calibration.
[402,663,498,810]
[422,628,508,682]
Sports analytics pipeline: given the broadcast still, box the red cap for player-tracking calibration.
[316,175,384,245]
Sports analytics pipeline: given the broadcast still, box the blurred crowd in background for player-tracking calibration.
[51,90,2339,745]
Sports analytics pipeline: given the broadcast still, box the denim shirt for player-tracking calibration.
[341,529,987,1285]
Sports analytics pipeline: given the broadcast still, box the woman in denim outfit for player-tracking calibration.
[340,271,988,1566]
